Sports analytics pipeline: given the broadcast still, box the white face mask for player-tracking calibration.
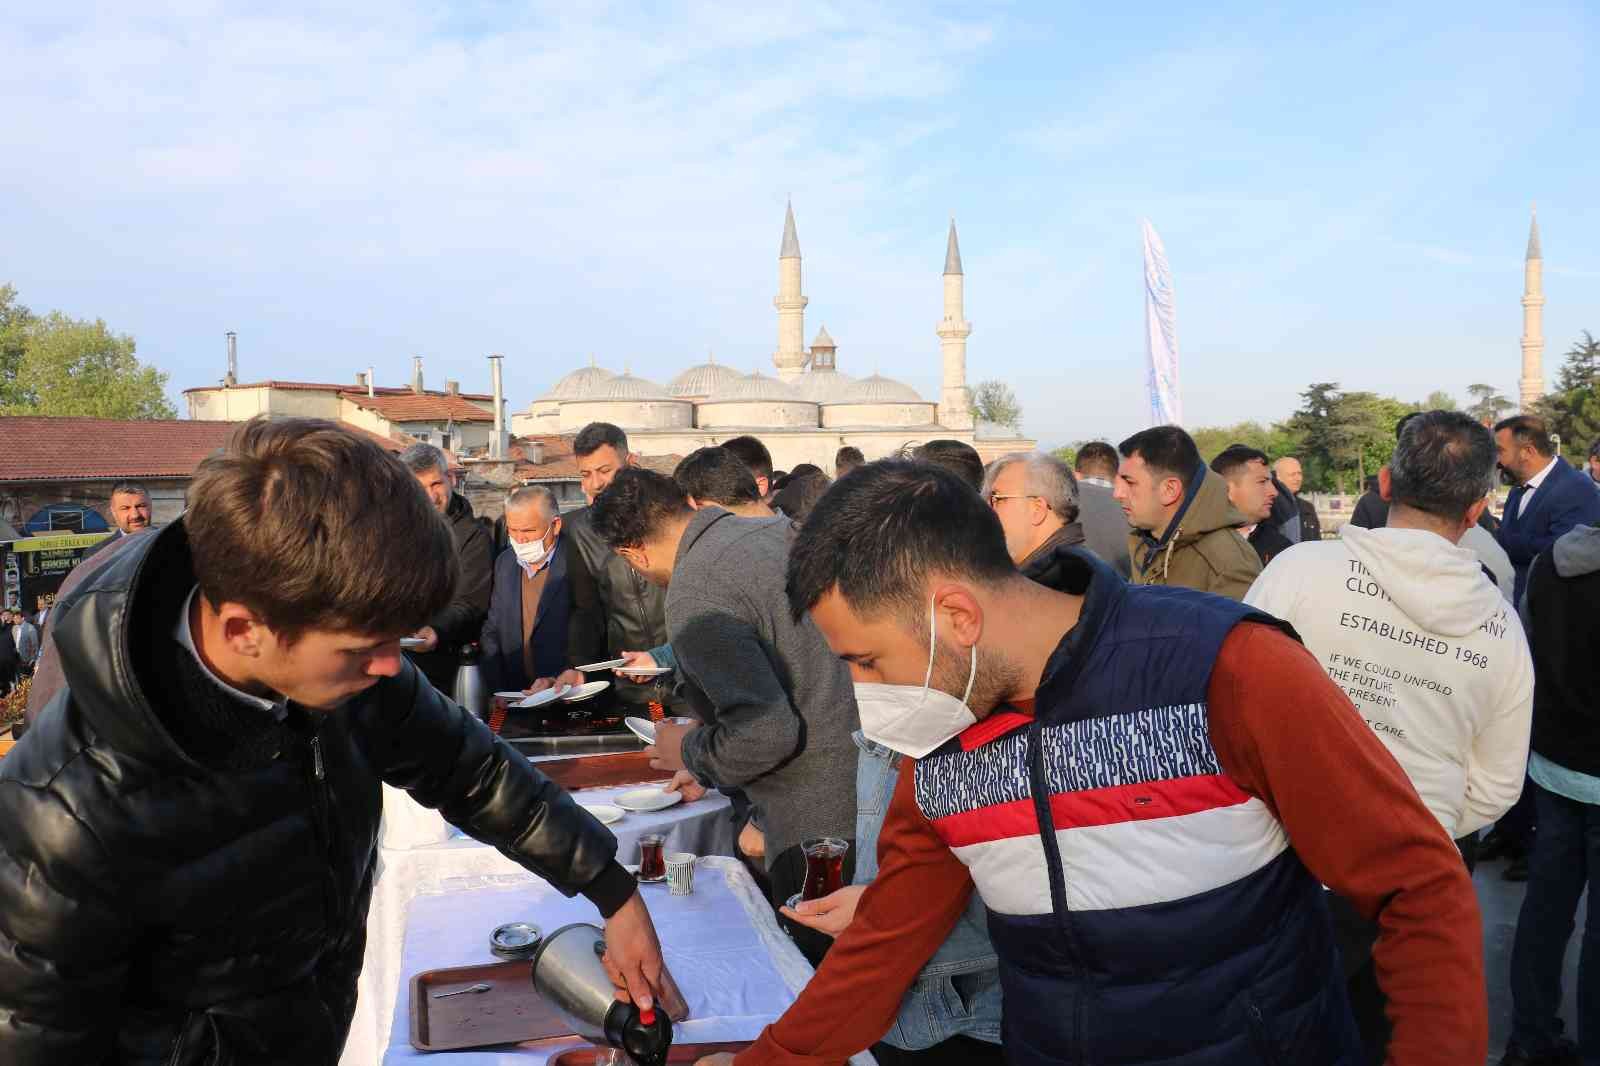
[853,597,978,759]
[513,530,554,569]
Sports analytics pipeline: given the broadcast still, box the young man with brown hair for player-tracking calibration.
[0,418,683,1066]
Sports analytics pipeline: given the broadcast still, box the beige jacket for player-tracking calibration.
[1127,467,1261,600]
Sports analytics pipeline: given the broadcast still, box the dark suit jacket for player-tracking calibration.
[479,536,605,695]
[1497,457,1600,604]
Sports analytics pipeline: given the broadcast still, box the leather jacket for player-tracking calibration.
[0,520,635,1065]
[563,505,677,708]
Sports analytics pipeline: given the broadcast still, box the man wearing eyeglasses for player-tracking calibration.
[982,452,1089,577]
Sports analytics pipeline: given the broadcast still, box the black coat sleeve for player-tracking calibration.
[429,511,494,647]
[354,661,636,916]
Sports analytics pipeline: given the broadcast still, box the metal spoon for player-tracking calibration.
[432,982,492,999]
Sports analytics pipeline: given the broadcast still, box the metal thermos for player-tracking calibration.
[451,643,488,718]
[530,923,673,1066]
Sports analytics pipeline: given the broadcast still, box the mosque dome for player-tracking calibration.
[707,372,801,403]
[588,372,671,401]
[833,373,925,405]
[540,362,615,401]
[790,369,857,403]
[669,359,743,398]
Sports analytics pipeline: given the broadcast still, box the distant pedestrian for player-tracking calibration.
[834,445,865,480]
[1494,415,1600,604]
[1273,455,1322,543]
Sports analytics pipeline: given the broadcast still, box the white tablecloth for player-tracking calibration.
[345,787,739,1066]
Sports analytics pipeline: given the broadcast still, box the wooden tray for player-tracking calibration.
[537,751,674,792]
[409,959,574,1051]
[547,1043,753,1065]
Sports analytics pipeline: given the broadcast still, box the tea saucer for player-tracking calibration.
[575,658,627,672]
[623,716,656,744]
[615,787,682,813]
[580,803,624,826]
[560,680,611,703]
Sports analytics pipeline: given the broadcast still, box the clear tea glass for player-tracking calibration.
[800,837,850,900]
[638,834,667,881]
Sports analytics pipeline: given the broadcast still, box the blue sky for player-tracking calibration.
[3,1,1596,448]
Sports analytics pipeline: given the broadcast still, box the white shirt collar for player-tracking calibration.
[174,587,286,719]
[1524,455,1560,493]
[1079,476,1113,489]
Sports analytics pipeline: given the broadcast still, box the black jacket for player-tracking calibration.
[408,492,494,690]
[1523,528,1600,777]
[564,505,676,709]
[0,521,635,1066]
[1247,522,1294,568]
[1349,490,1388,530]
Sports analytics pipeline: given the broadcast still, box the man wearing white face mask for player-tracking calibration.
[695,460,1487,1066]
[479,485,606,700]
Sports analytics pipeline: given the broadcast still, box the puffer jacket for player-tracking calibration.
[0,520,636,1066]
[1128,465,1261,600]
[564,504,676,709]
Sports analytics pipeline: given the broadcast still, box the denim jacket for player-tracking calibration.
[853,732,1003,1049]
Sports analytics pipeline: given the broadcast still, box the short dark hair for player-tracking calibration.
[109,481,150,500]
[589,467,692,551]
[771,470,832,524]
[574,422,630,460]
[1390,411,1498,520]
[835,446,865,477]
[186,418,456,639]
[1210,444,1270,479]
[720,436,773,483]
[1073,442,1119,480]
[1118,425,1202,486]
[673,447,761,507]
[912,439,984,493]
[1394,410,1423,441]
[1493,414,1555,457]
[1588,439,1600,461]
[787,459,1017,624]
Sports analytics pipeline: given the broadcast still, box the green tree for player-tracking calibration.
[1533,331,1600,457]
[0,284,35,410]
[1051,444,1078,468]
[1423,389,1457,411]
[1285,382,1344,491]
[970,380,1022,431]
[3,310,176,419]
[1465,384,1514,425]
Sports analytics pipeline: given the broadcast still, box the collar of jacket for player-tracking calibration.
[446,491,474,524]
[1136,459,1210,573]
[673,506,738,568]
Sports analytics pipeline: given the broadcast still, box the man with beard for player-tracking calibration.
[0,418,685,1066]
[1493,415,1600,605]
[695,459,1484,1066]
[108,482,155,536]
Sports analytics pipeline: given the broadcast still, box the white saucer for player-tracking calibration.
[399,637,428,650]
[500,686,569,709]
[561,680,611,703]
[575,658,627,672]
[580,803,625,826]
[618,666,673,677]
[623,716,657,745]
[616,787,683,813]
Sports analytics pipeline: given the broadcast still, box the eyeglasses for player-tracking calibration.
[987,493,1041,507]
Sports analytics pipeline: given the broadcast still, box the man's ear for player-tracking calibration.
[1378,465,1393,502]
[215,600,268,658]
[930,584,984,648]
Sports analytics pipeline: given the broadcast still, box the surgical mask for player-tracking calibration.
[853,597,977,759]
[513,531,554,569]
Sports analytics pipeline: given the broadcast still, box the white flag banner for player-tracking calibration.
[1142,219,1182,426]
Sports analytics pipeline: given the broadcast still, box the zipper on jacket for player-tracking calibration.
[306,731,338,930]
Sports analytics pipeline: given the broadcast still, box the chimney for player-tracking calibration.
[446,379,460,396]
[488,353,506,460]
[224,331,238,387]
[367,365,376,397]
[411,355,424,394]
[355,370,368,390]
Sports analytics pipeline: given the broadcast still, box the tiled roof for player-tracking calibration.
[340,391,496,423]
[0,417,418,483]
[510,435,679,481]
[183,380,493,401]
[0,417,238,481]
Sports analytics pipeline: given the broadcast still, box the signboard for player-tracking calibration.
[2,532,114,611]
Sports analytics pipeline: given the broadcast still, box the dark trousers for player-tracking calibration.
[870,1036,1006,1065]
[769,840,857,969]
[1494,775,1539,852]
[1509,782,1599,1059]
[1337,833,1479,1065]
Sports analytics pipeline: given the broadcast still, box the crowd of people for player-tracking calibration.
[1,407,1597,1066]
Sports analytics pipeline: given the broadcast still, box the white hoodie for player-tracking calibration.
[1245,525,1533,838]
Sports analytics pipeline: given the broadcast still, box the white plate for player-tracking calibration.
[624,716,656,745]
[399,637,428,650]
[561,680,611,703]
[615,787,683,813]
[580,803,625,826]
[617,666,673,677]
[496,686,569,709]
[575,658,627,672]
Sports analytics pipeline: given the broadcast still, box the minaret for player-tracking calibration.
[1520,206,1545,412]
[773,201,809,382]
[937,219,974,429]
